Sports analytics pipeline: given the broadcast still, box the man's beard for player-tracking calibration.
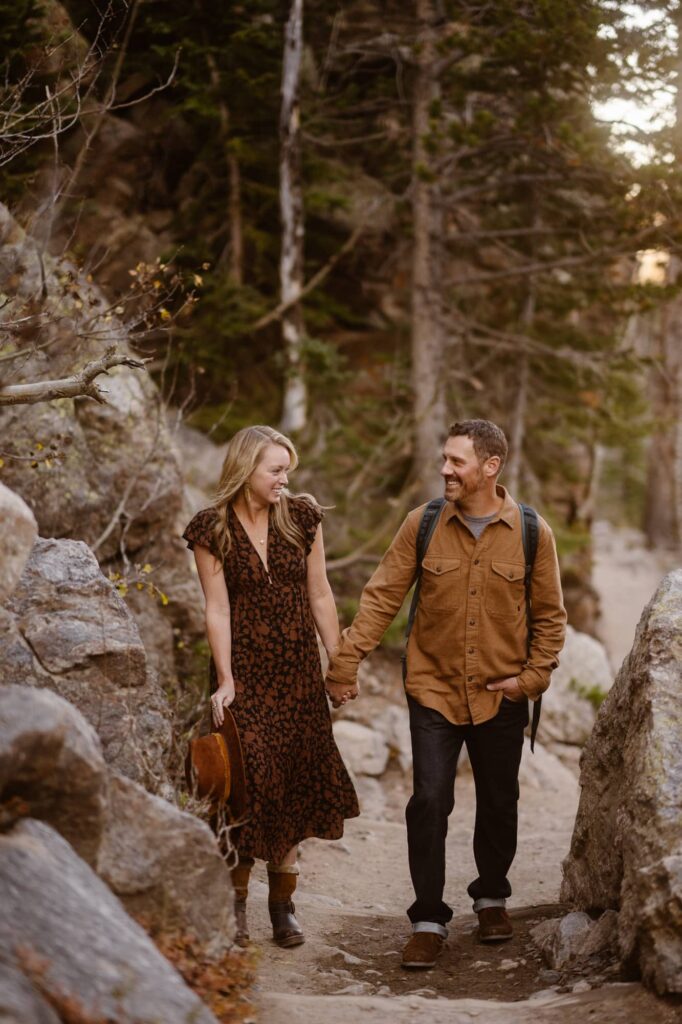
[445,467,485,499]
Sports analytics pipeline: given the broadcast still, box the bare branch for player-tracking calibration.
[251,209,379,333]
[326,482,419,572]
[0,347,148,406]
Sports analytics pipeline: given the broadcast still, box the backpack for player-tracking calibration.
[402,498,542,752]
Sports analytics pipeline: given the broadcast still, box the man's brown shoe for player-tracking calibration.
[401,931,444,969]
[477,906,513,942]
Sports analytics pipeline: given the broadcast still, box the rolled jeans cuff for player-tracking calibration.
[473,897,507,913]
[412,921,448,939]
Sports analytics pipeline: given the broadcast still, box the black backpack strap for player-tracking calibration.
[401,499,445,682]
[518,502,541,751]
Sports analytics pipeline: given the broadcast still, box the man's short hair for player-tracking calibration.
[448,419,508,470]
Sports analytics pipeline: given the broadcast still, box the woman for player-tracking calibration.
[183,425,359,948]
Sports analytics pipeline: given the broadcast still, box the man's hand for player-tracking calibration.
[325,679,359,709]
[486,676,524,702]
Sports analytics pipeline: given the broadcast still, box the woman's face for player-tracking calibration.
[248,443,291,505]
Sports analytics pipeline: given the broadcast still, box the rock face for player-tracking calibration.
[0,683,235,958]
[0,684,107,865]
[333,719,390,777]
[561,570,682,994]
[98,774,234,955]
[0,538,172,790]
[0,819,218,1024]
[0,962,61,1024]
[0,202,204,693]
[530,910,619,971]
[0,483,38,606]
[530,912,594,970]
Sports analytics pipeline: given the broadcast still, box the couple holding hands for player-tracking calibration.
[183,419,566,969]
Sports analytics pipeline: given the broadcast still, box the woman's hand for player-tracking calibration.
[211,681,236,727]
[325,679,359,709]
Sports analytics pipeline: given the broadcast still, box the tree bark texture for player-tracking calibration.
[205,49,243,286]
[411,0,447,501]
[643,281,682,550]
[279,0,307,435]
[505,289,534,496]
[642,16,682,550]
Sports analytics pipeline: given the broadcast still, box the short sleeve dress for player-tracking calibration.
[183,496,359,864]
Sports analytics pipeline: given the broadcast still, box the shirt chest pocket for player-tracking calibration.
[486,561,526,620]
[420,557,461,610]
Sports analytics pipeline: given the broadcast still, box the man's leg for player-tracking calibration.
[465,698,528,940]
[405,695,464,933]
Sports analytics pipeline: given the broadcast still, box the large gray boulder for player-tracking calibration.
[0,685,235,955]
[97,774,234,955]
[332,719,390,777]
[0,685,107,865]
[0,483,38,607]
[561,570,682,994]
[0,963,61,1024]
[0,819,218,1024]
[0,538,172,790]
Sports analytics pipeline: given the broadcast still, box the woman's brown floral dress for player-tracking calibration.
[183,496,359,863]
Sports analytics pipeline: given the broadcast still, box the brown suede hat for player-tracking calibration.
[185,707,247,822]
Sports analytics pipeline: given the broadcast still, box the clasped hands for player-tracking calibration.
[325,679,359,709]
[324,675,521,710]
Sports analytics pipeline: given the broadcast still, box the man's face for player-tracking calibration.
[440,435,489,501]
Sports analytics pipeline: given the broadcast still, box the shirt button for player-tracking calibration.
[468,647,474,654]
[509,571,514,579]
[470,588,476,595]
[467,675,473,681]
[469,619,475,625]
[474,559,480,565]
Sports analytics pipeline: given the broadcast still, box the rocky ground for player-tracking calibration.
[238,521,682,1023]
[244,762,679,1022]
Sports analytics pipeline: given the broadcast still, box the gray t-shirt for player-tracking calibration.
[462,511,497,540]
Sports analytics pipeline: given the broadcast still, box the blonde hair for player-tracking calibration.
[211,425,316,561]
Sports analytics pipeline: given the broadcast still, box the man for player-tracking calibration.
[325,419,566,969]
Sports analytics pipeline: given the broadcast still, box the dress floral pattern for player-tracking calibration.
[183,496,359,863]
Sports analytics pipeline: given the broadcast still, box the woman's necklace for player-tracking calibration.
[242,513,268,545]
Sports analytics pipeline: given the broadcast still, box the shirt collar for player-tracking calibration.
[443,484,516,529]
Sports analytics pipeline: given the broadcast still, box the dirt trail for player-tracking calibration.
[245,525,681,1022]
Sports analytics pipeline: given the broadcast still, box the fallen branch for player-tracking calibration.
[0,348,148,406]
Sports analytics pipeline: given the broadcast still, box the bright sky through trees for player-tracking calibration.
[594,1,677,163]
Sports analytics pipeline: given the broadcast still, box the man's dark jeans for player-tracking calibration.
[405,693,529,926]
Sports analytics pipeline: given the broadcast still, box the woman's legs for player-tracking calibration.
[231,856,254,947]
[267,843,304,947]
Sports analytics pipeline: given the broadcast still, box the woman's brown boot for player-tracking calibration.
[231,857,254,948]
[267,862,304,947]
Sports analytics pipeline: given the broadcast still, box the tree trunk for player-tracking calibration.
[227,152,243,286]
[279,0,307,435]
[205,50,243,286]
[643,12,682,550]
[411,0,447,501]
[505,289,534,495]
[506,198,539,496]
[643,283,682,549]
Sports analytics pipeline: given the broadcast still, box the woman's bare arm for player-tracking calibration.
[306,524,341,658]
[194,543,234,725]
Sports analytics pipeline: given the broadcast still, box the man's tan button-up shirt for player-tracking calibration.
[327,486,567,726]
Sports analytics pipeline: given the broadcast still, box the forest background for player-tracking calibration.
[2,0,682,638]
